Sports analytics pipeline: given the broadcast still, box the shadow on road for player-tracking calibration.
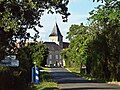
[49,72,104,84]
[49,68,120,90]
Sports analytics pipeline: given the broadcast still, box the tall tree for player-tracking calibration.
[28,42,49,66]
[66,23,92,72]
[0,0,70,55]
[88,0,120,81]
[64,0,120,81]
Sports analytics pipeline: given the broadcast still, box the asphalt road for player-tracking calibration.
[49,68,120,90]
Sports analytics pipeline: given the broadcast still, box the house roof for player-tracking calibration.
[49,23,63,37]
[44,42,69,50]
[63,42,69,48]
[44,42,62,51]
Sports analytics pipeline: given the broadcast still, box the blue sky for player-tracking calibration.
[28,0,101,42]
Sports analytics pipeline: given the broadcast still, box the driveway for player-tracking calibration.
[49,68,120,90]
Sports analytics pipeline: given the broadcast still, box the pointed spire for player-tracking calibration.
[49,22,63,37]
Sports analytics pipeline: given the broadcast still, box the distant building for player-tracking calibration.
[44,23,69,67]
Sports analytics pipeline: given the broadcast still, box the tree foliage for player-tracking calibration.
[0,46,32,90]
[28,42,49,66]
[88,0,120,81]
[0,42,49,89]
[0,0,70,55]
[0,0,68,89]
[64,23,93,72]
[63,0,120,81]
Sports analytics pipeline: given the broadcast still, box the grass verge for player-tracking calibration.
[32,67,58,90]
[32,82,58,90]
[66,67,99,81]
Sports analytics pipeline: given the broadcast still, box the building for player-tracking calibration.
[44,23,69,67]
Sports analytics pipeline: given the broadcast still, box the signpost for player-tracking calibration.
[31,62,39,84]
[0,55,19,67]
[82,65,86,75]
[82,65,86,69]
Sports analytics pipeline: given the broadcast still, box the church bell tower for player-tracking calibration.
[49,23,63,47]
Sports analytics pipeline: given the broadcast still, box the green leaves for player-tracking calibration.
[63,0,120,81]
[28,42,49,66]
[89,0,120,81]
[93,0,115,3]
[0,0,70,55]
[64,23,91,70]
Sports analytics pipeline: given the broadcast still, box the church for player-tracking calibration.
[44,23,69,67]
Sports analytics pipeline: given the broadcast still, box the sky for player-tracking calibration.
[28,0,102,42]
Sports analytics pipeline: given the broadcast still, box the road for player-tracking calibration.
[48,68,120,90]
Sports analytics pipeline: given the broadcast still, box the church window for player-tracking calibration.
[49,61,52,64]
[59,55,62,59]
[56,55,58,59]
[49,55,52,59]
[55,51,58,53]
[49,51,52,54]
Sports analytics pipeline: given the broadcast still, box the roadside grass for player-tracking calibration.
[66,67,80,73]
[32,67,59,90]
[32,82,58,90]
[66,67,99,81]
[66,67,120,86]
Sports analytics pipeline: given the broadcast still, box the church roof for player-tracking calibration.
[44,42,69,50]
[49,23,63,37]
[63,42,69,48]
[44,42,62,51]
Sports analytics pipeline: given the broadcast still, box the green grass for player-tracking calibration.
[66,67,106,82]
[42,67,49,71]
[66,67,97,80]
[31,67,59,90]
[32,82,58,90]
[66,67,80,73]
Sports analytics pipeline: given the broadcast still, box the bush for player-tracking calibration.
[0,46,32,90]
[0,42,49,90]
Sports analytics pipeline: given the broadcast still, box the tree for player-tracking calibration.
[0,0,70,56]
[28,42,49,66]
[0,42,49,90]
[1,0,117,56]
[93,0,116,3]
[88,0,120,81]
[0,1,69,89]
[65,23,92,72]
[63,0,120,81]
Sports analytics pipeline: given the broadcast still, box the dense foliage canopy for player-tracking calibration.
[0,0,70,56]
[0,0,119,89]
[28,42,49,66]
[0,0,66,89]
[62,0,120,81]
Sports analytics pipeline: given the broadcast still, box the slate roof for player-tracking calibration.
[44,42,69,50]
[44,42,62,51]
[63,42,69,48]
[49,23,63,37]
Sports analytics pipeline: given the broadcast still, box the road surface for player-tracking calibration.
[48,68,120,90]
